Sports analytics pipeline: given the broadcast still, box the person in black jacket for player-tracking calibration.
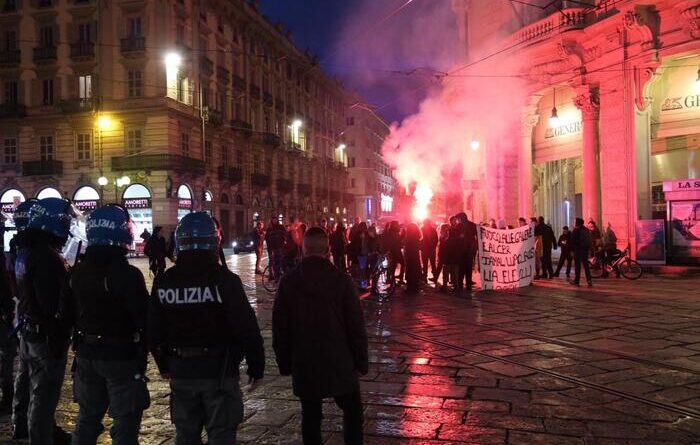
[455,213,478,292]
[554,226,573,279]
[537,216,557,279]
[570,217,593,287]
[273,227,368,445]
[63,205,150,444]
[420,219,438,282]
[149,212,264,445]
[144,226,167,276]
[16,198,75,445]
[330,223,348,271]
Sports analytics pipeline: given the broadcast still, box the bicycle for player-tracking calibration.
[589,245,643,280]
[261,255,300,293]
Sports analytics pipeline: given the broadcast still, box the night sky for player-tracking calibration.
[259,1,461,123]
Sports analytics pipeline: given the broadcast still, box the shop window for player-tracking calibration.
[3,138,17,165]
[181,133,189,157]
[42,79,54,105]
[127,70,142,98]
[76,133,91,161]
[125,129,142,155]
[40,136,54,161]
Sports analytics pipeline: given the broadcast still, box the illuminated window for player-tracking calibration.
[40,136,54,160]
[127,70,142,97]
[125,129,142,155]
[78,75,92,99]
[76,133,91,160]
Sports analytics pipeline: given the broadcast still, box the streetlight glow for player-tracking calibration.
[470,139,480,151]
[120,176,131,186]
[97,176,109,186]
[338,143,346,151]
[96,115,113,131]
[164,52,182,70]
[292,119,302,128]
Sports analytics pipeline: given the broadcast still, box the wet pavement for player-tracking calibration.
[2,253,700,444]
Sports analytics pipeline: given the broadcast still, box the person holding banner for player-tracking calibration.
[455,213,477,293]
[571,218,593,287]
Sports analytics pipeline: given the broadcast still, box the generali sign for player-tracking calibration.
[663,179,700,192]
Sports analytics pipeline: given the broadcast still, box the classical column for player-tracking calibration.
[519,112,539,218]
[574,89,601,224]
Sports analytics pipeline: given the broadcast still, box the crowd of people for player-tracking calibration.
[0,198,369,445]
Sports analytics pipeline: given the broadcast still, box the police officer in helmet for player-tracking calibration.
[149,212,265,445]
[16,197,75,445]
[63,204,150,444]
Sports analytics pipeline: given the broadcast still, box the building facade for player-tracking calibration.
[0,0,353,249]
[343,100,396,223]
[452,0,700,263]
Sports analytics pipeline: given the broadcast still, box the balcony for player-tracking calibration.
[510,7,589,47]
[251,172,271,188]
[0,50,20,66]
[111,154,205,175]
[33,46,57,63]
[207,109,223,126]
[22,159,62,176]
[231,119,252,136]
[0,103,26,118]
[200,56,214,76]
[218,166,242,183]
[276,178,294,193]
[263,92,273,107]
[60,98,93,113]
[263,132,280,147]
[70,41,95,61]
[233,75,246,91]
[250,84,261,99]
[217,66,230,84]
[120,36,145,55]
[297,183,311,195]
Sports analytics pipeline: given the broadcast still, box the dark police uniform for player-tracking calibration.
[65,246,150,444]
[16,235,72,445]
[149,251,265,445]
[0,247,16,411]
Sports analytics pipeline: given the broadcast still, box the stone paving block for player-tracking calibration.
[403,407,465,424]
[605,379,661,394]
[475,361,536,378]
[362,393,444,409]
[465,412,545,432]
[442,399,510,412]
[543,418,586,436]
[365,419,441,439]
[360,381,405,395]
[246,409,297,427]
[402,383,469,398]
[507,431,584,445]
[471,388,530,405]
[407,364,459,376]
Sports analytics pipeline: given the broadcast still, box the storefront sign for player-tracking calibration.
[635,220,666,264]
[478,224,536,290]
[545,121,582,139]
[1,203,15,213]
[663,179,700,192]
[123,198,151,209]
[661,95,700,112]
[74,200,98,212]
[178,198,192,210]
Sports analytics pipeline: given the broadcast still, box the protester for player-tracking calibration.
[350,222,370,288]
[265,219,286,279]
[420,219,438,283]
[601,223,620,278]
[404,223,422,294]
[532,217,542,279]
[537,216,556,279]
[455,212,477,292]
[330,223,348,271]
[442,217,460,292]
[518,217,528,227]
[273,227,368,445]
[385,221,405,286]
[554,226,573,279]
[252,221,266,274]
[149,212,265,444]
[436,223,452,290]
[64,205,150,444]
[144,226,167,276]
[571,217,593,287]
[589,220,602,258]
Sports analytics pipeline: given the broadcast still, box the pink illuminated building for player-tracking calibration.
[452,0,700,264]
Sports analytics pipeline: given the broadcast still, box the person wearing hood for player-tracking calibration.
[273,227,368,445]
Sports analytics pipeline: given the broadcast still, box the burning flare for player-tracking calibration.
[412,183,433,222]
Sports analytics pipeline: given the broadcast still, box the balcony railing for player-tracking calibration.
[207,109,223,126]
[111,154,205,175]
[120,36,145,54]
[510,7,589,47]
[22,159,62,176]
[251,172,271,188]
[276,178,294,192]
[262,132,280,147]
[231,119,253,136]
[60,98,94,113]
[33,46,57,63]
[0,103,26,118]
[297,183,311,195]
[218,166,242,183]
[70,41,95,60]
[217,66,230,84]
[233,75,246,90]
[200,56,214,76]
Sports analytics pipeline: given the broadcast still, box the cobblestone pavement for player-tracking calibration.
[2,253,700,444]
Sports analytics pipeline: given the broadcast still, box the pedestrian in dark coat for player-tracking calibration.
[571,218,593,287]
[420,219,438,282]
[385,221,404,285]
[554,226,573,278]
[435,223,451,289]
[404,223,422,294]
[144,226,167,276]
[273,227,368,445]
[330,224,348,271]
[537,216,557,279]
[455,212,477,292]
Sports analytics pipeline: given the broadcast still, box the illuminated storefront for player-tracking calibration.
[0,188,25,251]
[122,184,153,249]
[177,185,193,221]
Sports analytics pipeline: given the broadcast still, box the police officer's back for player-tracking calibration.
[64,205,150,444]
[149,212,265,445]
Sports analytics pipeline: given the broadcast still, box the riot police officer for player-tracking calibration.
[16,197,75,445]
[63,205,150,444]
[149,212,265,445]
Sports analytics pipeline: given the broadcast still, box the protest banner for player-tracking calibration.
[478,223,536,290]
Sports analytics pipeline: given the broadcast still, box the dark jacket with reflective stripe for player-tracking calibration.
[273,256,368,399]
[148,251,265,380]
[65,246,149,361]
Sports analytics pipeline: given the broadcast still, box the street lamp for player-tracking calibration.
[470,139,480,151]
[97,175,131,203]
[164,52,182,70]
